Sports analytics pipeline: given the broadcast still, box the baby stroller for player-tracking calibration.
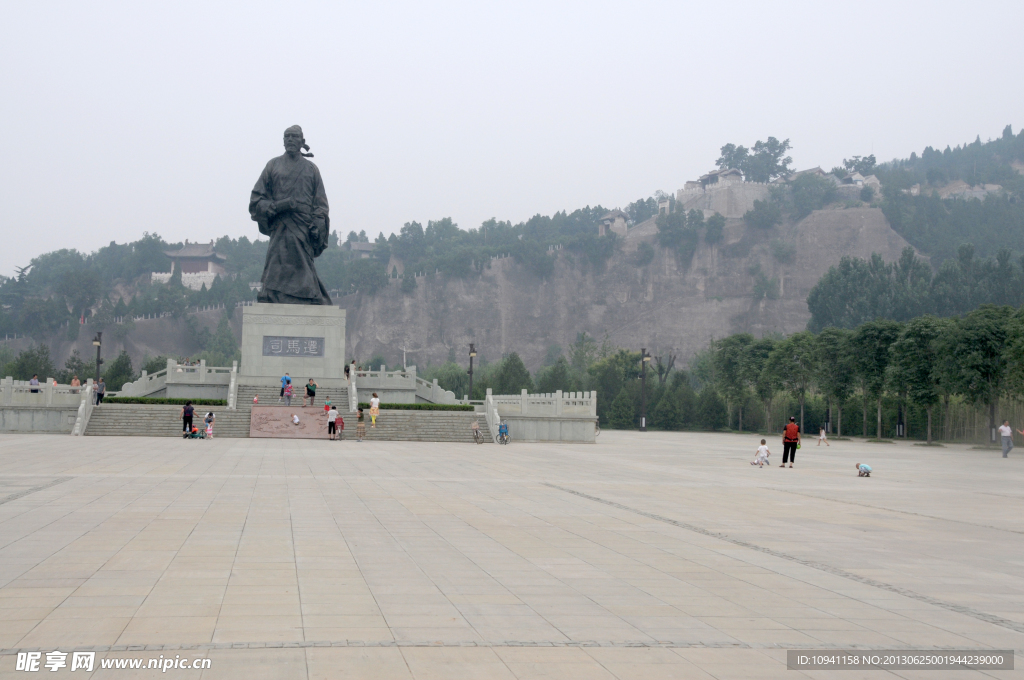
[183,426,205,439]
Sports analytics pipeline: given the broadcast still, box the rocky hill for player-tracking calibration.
[4,206,915,373]
[341,206,915,369]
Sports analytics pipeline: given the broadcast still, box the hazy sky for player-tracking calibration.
[1,1,1021,276]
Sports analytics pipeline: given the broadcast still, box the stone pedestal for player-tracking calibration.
[241,303,346,382]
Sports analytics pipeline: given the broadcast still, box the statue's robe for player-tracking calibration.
[249,155,332,304]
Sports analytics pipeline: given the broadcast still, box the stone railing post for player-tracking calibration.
[555,390,563,416]
[590,390,597,417]
[45,378,54,406]
[227,361,238,411]
[2,376,13,406]
[349,376,358,413]
[432,379,440,402]
[199,359,207,383]
[166,358,177,384]
[521,389,528,415]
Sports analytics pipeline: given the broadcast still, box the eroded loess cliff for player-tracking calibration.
[341,207,916,369]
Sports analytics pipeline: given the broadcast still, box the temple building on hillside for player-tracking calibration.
[151,240,229,291]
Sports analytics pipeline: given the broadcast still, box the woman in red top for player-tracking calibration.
[781,416,800,468]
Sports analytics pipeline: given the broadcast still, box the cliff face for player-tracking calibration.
[341,207,917,369]
[6,207,914,373]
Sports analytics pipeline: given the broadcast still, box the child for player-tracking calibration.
[204,412,215,439]
[856,463,872,477]
[283,381,293,406]
[335,412,344,441]
[356,408,365,442]
[369,393,380,428]
[817,426,829,446]
[323,400,332,415]
[292,414,300,426]
[751,439,770,467]
[327,405,338,440]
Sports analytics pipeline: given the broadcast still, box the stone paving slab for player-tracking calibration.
[0,431,1020,678]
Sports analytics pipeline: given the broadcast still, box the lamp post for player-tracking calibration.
[468,344,477,399]
[640,348,651,431]
[92,332,103,384]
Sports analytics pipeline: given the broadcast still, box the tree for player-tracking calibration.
[653,354,675,384]
[536,357,573,393]
[891,316,944,444]
[608,387,636,429]
[696,387,727,430]
[493,352,534,394]
[843,154,876,176]
[743,198,782,230]
[954,305,1013,442]
[651,387,684,430]
[851,320,902,438]
[742,337,778,430]
[704,213,725,245]
[766,332,817,433]
[2,345,57,381]
[789,173,838,219]
[814,327,855,437]
[717,137,793,182]
[714,334,753,430]
[102,350,136,391]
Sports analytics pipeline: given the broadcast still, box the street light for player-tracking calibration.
[640,348,651,431]
[468,343,477,399]
[92,332,103,384]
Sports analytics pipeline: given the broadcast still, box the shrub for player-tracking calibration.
[104,397,227,405]
[743,198,783,229]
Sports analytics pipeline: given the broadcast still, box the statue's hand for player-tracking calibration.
[272,198,295,214]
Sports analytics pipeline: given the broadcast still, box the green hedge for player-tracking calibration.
[104,397,228,406]
[357,402,475,412]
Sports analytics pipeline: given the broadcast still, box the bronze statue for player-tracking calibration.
[249,125,332,304]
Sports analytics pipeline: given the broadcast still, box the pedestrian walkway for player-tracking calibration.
[0,431,1019,678]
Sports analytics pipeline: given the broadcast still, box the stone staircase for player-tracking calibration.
[235,384,350,412]
[85,404,252,438]
[355,410,489,443]
[83,392,482,443]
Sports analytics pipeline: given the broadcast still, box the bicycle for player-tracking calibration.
[471,421,485,445]
[594,418,601,437]
[497,421,511,445]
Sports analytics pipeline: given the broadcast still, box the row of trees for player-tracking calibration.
[712,305,1024,444]
[0,310,240,390]
[807,245,1024,330]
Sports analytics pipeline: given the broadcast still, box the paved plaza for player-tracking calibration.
[0,431,1020,678]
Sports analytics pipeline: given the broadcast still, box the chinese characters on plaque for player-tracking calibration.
[262,336,325,357]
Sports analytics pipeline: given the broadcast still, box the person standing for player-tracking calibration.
[781,416,800,468]
[205,412,215,439]
[283,380,294,406]
[344,361,351,382]
[369,393,380,428]
[356,408,365,442]
[95,377,106,405]
[327,404,338,440]
[999,420,1014,458]
[817,426,829,447]
[279,373,291,403]
[181,400,194,434]
[29,374,40,393]
[70,375,81,393]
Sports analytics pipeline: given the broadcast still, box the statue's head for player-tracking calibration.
[283,125,314,157]
[283,125,304,153]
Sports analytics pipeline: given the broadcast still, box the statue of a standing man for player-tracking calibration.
[249,125,332,305]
